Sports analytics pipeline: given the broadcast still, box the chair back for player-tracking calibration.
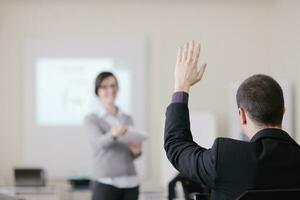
[236,188,300,200]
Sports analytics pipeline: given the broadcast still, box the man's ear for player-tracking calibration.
[238,107,247,125]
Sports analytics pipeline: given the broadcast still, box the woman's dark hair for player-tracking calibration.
[94,72,118,96]
[236,74,284,126]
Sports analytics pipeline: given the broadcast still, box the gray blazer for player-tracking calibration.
[85,112,139,179]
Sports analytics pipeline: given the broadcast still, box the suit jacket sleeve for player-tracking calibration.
[164,103,218,188]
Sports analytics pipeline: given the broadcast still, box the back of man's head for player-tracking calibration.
[236,74,284,127]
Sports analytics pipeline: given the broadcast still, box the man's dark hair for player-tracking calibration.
[236,74,284,126]
[94,71,118,96]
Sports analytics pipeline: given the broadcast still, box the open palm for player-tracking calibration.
[174,40,207,93]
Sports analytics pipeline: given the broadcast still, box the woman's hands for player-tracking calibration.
[111,127,142,155]
[111,127,128,139]
[174,40,207,93]
[128,143,142,156]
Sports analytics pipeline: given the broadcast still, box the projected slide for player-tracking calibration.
[36,58,132,126]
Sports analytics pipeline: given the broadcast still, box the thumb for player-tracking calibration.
[197,63,207,80]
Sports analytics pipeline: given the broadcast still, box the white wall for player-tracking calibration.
[269,0,300,141]
[0,0,299,189]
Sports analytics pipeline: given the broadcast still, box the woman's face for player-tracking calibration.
[97,76,118,105]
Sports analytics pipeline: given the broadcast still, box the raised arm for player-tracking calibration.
[164,41,217,188]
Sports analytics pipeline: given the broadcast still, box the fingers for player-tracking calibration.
[183,42,188,61]
[197,63,207,80]
[178,41,200,63]
[176,47,182,64]
[128,143,141,148]
[118,127,128,136]
[112,126,129,138]
[187,40,194,62]
[194,43,201,64]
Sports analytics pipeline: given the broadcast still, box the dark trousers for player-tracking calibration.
[92,181,139,200]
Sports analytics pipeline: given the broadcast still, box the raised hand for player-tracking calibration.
[174,40,207,93]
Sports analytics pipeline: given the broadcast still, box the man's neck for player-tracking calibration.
[249,125,282,139]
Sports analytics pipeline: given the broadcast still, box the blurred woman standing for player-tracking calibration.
[85,72,141,200]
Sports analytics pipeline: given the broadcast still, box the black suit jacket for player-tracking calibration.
[164,103,300,200]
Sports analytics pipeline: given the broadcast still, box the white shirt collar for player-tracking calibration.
[96,104,123,119]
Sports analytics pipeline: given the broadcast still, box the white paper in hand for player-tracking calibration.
[118,128,147,144]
